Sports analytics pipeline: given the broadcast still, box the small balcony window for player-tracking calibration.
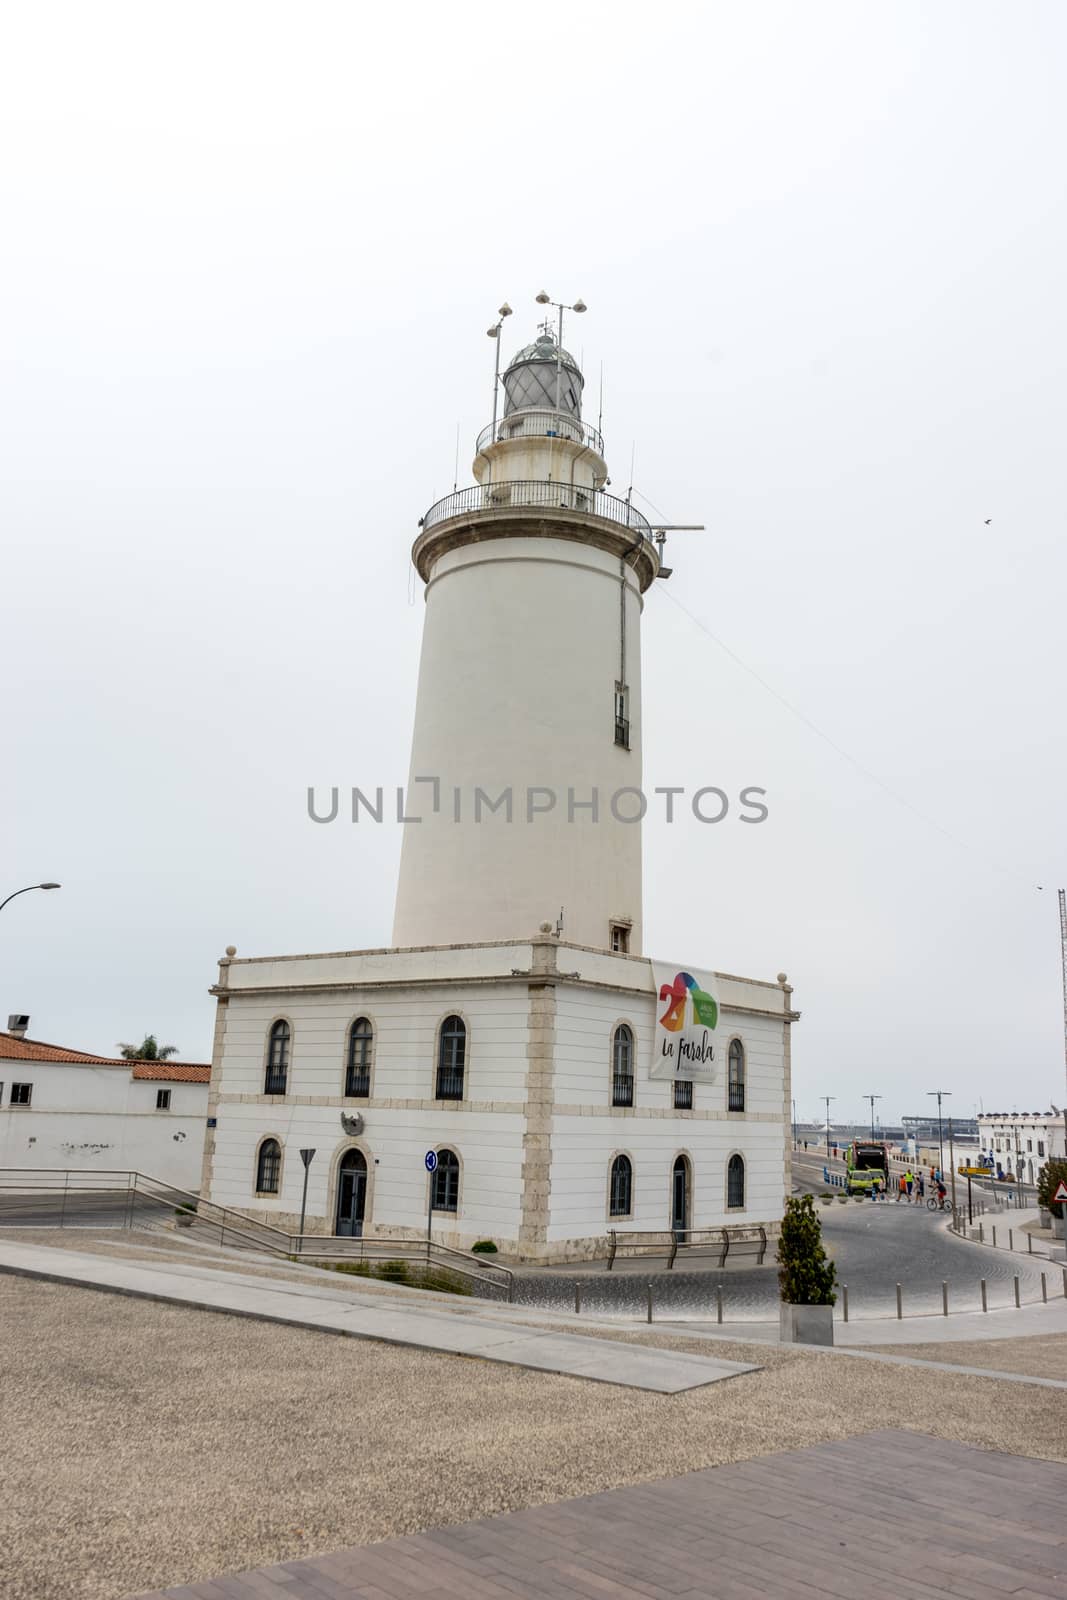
[614,683,630,749]
[610,923,630,954]
[674,1079,693,1111]
[612,1024,634,1107]
[264,1020,290,1096]
[436,1016,466,1101]
[728,1038,745,1112]
[155,1089,171,1111]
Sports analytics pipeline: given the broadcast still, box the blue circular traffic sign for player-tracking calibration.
[425,1150,438,1172]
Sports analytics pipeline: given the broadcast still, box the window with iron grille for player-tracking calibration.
[728,1038,745,1112]
[155,1089,171,1110]
[10,1082,32,1106]
[727,1152,745,1209]
[436,1016,466,1100]
[346,1017,373,1097]
[609,1153,632,1217]
[674,1079,693,1111]
[256,1138,281,1194]
[264,1020,290,1095]
[612,1024,634,1107]
[431,1148,460,1212]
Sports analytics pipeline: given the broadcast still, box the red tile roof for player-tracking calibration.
[130,1062,211,1083]
[0,1033,209,1080]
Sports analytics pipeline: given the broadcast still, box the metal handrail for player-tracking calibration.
[605,1224,770,1271]
[421,481,653,538]
[476,409,605,457]
[0,1167,514,1297]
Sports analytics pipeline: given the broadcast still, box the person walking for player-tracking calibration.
[897,1173,907,1203]
[904,1169,914,1202]
[916,1173,925,1201]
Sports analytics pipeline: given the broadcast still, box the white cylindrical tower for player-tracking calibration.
[392,321,659,954]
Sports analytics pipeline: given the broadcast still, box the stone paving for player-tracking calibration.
[129,1430,1067,1599]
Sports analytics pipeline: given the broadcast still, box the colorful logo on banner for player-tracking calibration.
[649,963,720,1080]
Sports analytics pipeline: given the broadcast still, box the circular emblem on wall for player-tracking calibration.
[340,1112,364,1136]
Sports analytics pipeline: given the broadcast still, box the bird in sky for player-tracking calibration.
[984,518,992,524]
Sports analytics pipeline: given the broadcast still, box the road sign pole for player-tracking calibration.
[298,1149,316,1250]
[424,1150,438,1244]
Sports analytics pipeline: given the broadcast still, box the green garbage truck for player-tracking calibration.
[845,1140,890,1195]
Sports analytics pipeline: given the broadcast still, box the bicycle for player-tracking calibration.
[926,1193,950,1211]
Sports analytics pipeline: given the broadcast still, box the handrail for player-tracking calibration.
[420,481,653,539]
[475,409,605,458]
[605,1224,771,1271]
[0,1167,513,1297]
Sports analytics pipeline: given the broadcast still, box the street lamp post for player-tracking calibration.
[822,1095,835,1160]
[534,290,587,414]
[927,1090,951,1179]
[485,301,513,443]
[298,1148,316,1245]
[865,1093,882,1141]
[791,1097,798,1150]
[0,882,61,914]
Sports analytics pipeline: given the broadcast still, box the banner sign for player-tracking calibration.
[649,962,720,1081]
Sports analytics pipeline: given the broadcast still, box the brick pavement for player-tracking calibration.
[131,1430,1067,1599]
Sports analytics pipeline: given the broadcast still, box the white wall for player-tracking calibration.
[0,1060,207,1190]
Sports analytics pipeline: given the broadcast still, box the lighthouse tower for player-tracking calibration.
[392,318,660,954]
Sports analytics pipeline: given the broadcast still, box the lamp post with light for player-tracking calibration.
[0,883,61,914]
[927,1089,951,1179]
[485,301,513,441]
[534,290,587,414]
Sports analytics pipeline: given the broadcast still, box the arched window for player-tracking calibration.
[671,1154,691,1234]
[436,1016,466,1100]
[264,1021,290,1095]
[609,1154,632,1217]
[612,1024,634,1107]
[256,1138,281,1195]
[728,1038,745,1112]
[346,1017,373,1097]
[727,1153,745,1209]
[431,1148,460,1212]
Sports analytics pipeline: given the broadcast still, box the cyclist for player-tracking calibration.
[935,1178,947,1207]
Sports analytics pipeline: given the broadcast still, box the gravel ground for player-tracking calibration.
[864,1331,1067,1379]
[3,1276,1066,1600]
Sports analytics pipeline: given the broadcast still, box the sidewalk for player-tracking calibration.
[0,1238,757,1394]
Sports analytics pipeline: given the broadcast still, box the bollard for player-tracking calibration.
[574,1281,581,1315]
[942,1281,948,1317]
[842,1284,848,1323]
[979,1223,984,1244]
[981,1278,988,1312]
[1028,1233,1033,1255]
[1009,1228,1014,1252]
[992,1225,997,1249]
[896,1283,902,1320]
[716,1285,723,1325]
[1041,1272,1047,1304]
[1013,1275,1020,1308]
[647,1280,653,1323]
[1062,1268,1067,1300]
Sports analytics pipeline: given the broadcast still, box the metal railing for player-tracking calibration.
[611,1073,634,1108]
[475,409,605,457]
[728,1083,745,1112]
[606,1224,768,1271]
[434,1067,465,1101]
[421,481,653,538]
[0,1167,514,1298]
[614,715,630,748]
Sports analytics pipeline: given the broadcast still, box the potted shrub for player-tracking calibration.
[777,1193,837,1346]
[174,1200,197,1229]
[471,1239,498,1254]
[1037,1158,1067,1239]
[820,1193,833,1206]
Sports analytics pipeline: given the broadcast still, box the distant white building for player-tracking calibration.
[977,1110,1066,1185]
[0,1021,209,1190]
[201,316,795,1260]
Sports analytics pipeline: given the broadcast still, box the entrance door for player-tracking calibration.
[335,1149,367,1237]
[671,1155,690,1238]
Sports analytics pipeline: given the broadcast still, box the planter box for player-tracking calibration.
[1039,1208,1051,1229]
[780,1302,834,1346]
[1054,1214,1066,1240]
[175,1214,194,1229]
[836,1195,848,1204]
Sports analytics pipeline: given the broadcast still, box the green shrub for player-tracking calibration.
[777,1194,837,1306]
[1037,1157,1067,1220]
[471,1240,498,1253]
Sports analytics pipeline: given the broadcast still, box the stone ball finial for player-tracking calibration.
[539,921,553,934]
[776,971,788,984]
[225,945,237,958]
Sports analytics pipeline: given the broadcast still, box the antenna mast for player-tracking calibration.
[1059,890,1067,1138]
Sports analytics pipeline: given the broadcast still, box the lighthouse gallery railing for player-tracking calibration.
[420,480,653,538]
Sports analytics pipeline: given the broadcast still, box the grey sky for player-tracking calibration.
[3,1,1065,1125]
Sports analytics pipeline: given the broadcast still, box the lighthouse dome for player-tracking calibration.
[502,330,584,419]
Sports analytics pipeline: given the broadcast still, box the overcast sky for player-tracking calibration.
[3,1,1065,1125]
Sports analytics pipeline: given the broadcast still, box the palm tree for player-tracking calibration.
[117,1034,179,1061]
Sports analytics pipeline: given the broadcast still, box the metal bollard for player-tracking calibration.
[1041,1272,1047,1304]
[979,1223,984,1243]
[574,1281,581,1315]
[646,1280,653,1323]
[1062,1268,1067,1300]
[942,1281,948,1317]
[1009,1228,1014,1251]
[992,1225,997,1249]
[716,1285,723,1325]
[981,1278,988,1312]
[842,1284,848,1323]
[1028,1233,1033,1255]
[1013,1275,1020,1308]
[896,1283,902,1320]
